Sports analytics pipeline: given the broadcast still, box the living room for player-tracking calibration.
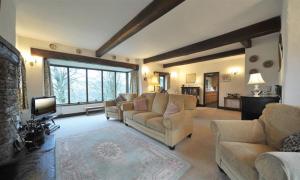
[0,0,300,180]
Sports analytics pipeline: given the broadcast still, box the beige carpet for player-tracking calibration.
[55,107,241,180]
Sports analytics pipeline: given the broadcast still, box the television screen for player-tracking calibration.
[31,96,56,117]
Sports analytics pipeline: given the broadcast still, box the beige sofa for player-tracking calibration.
[211,103,300,180]
[104,93,137,121]
[122,93,197,149]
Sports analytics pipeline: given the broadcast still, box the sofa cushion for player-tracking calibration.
[146,117,165,133]
[152,93,169,114]
[164,103,179,118]
[123,110,144,120]
[132,112,161,125]
[105,106,119,113]
[220,142,274,180]
[280,132,300,152]
[259,104,300,150]
[168,94,185,111]
[141,93,156,111]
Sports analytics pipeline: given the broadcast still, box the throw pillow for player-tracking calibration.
[115,95,126,103]
[164,103,180,118]
[280,132,300,152]
[133,98,147,111]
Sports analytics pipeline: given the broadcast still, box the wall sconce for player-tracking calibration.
[171,71,178,78]
[22,52,42,67]
[142,66,149,81]
[229,67,240,76]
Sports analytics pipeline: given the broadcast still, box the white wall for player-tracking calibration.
[16,36,139,117]
[245,33,280,94]
[0,0,16,45]
[281,0,300,106]
[164,55,246,107]
[139,62,164,93]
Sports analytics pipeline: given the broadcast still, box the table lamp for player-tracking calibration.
[248,73,265,97]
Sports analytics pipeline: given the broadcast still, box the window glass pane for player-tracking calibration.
[69,68,86,103]
[50,66,68,104]
[160,76,164,89]
[116,72,127,96]
[127,72,131,93]
[103,71,115,100]
[88,70,102,102]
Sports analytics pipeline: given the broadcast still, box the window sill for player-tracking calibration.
[56,102,104,107]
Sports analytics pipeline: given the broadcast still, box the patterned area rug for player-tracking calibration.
[56,124,190,180]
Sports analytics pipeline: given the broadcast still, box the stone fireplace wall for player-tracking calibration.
[0,36,20,165]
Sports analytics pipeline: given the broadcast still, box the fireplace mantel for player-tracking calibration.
[0,36,20,64]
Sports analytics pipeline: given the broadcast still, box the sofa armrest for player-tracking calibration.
[255,152,300,180]
[104,100,116,107]
[163,111,185,129]
[121,102,134,111]
[211,120,265,143]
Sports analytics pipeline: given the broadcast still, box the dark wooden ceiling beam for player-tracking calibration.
[144,16,281,64]
[163,48,245,68]
[240,39,252,48]
[96,0,185,57]
[31,48,139,70]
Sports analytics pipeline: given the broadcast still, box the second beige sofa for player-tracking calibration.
[122,93,197,149]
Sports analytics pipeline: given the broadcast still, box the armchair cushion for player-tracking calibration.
[259,103,300,149]
[105,106,119,113]
[211,120,265,144]
[104,100,116,107]
[255,152,300,180]
[220,142,274,180]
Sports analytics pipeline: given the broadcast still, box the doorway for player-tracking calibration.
[203,72,219,108]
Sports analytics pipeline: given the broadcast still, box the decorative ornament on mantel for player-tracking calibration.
[49,43,57,50]
[249,55,259,63]
[76,49,82,54]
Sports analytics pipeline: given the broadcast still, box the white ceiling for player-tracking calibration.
[16,0,282,62]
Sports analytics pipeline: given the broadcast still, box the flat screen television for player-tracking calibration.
[31,96,56,117]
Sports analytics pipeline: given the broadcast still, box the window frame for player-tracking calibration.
[49,64,129,106]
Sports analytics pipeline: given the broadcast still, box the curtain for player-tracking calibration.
[17,56,28,109]
[44,59,53,96]
[130,70,139,94]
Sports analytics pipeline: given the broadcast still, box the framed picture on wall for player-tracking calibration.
[186,73,196,84]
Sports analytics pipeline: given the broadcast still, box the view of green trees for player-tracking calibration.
[50,66,128,104]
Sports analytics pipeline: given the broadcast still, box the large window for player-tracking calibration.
[50,66,68,104]
[116,72,127,96]
[50,65,130,105]
[69,68,86,103]
[103,71,116,101]
[88,70,102,102]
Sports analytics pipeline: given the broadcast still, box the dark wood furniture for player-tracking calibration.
[224,97,241,111]
[241,96,280,120]
[181,86,200,106]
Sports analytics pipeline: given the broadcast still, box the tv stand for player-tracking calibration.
[32,114,60,135]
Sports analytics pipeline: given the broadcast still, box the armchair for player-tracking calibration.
[211,103,300,180]
[104,93,137,121]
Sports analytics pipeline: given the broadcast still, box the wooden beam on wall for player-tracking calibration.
[96,0,185,57]
[31,48,139,70]
[144,16,281,64]
[163,48,245,68]
[240,39,252,48]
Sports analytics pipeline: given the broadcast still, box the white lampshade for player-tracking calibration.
[248,73,265,84]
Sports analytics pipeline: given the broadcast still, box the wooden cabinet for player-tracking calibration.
[241,96,280,120]
[224,97,240,110]
[181,87,200,106]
